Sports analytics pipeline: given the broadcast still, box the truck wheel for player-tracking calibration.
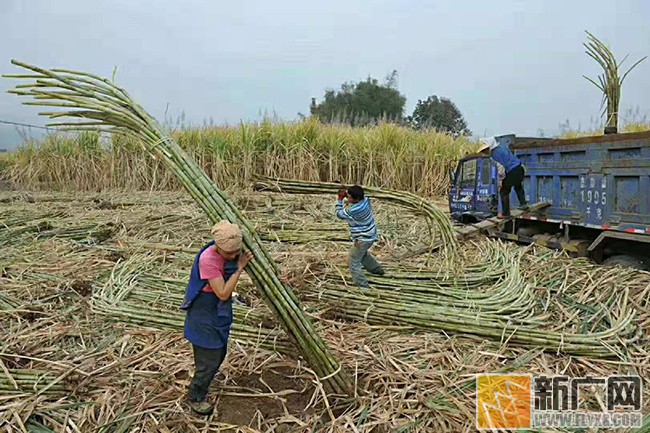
[460,214,479,224]
[517,227,539,237]
[602,255,648,271]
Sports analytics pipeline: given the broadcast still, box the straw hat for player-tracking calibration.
[478,136,499,153]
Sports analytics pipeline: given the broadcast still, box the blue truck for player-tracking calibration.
[449,131,650,269]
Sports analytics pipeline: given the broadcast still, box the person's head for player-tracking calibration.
[347,185,365,203]
[211,220,243,260]
[478,137,498,155]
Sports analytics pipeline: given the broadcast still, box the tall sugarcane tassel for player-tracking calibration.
[3,60,352,396]
[583,31,647,132]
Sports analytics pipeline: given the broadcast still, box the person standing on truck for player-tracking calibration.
[180,220,254,415]
[336,185,384,288]
[479,135,529,218]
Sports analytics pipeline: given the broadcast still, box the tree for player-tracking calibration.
[310,71,406,126]
[407,95,471,136]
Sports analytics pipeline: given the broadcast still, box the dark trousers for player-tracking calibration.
[187,344,227,402]
[500,165,526,216]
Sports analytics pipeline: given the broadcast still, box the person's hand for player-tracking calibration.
[337,189,347,201]
[279,274,290,284]
[238,251,254,271]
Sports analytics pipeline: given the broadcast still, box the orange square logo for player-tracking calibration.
[477,374,532,429]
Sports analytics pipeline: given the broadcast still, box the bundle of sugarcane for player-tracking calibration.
[5,61,350,395]
[375,264,502,285]
[36,222,115,244]
[135,273,285,331]
[0,221,54,246]
[259,229,351,244]
[314,284,637,357]
[316,280,540,324]
[377,250,508,283]
[93,298,291,354]
[0,291,20,311]
[311,242,533,312]
[366,239,508,281]
[92,255,291,354]
[0,369,68,395]
[253,176,457,255]
[323,259,539,321]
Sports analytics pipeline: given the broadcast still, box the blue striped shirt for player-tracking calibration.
[336,198,378,242]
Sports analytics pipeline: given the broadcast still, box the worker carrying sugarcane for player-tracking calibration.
[180,220,253,416]
[479,135,529,218]
[336,185,384,288]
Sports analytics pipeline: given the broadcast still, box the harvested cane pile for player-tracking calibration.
[254,176,457,254]
[92,253,292,354]
[2,190,649,432]
[307,242,640,358]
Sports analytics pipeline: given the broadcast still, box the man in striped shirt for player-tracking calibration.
[336,185,384,288]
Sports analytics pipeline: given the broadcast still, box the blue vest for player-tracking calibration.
[181,241,238,349]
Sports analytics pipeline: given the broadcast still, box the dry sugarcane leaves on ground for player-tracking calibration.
[1,190,649,431]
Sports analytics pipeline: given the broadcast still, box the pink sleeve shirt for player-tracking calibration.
[198,246,225,293]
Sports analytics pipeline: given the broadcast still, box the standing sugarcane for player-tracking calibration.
[3,60,352,397]
[583,31,646,134]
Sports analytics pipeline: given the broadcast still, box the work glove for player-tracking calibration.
[337,189,347,201]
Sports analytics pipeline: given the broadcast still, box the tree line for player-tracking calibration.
[307,70,470,137]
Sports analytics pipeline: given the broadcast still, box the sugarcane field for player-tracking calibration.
[2,3,650,433]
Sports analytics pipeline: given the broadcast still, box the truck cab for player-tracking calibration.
[449,154,500,223]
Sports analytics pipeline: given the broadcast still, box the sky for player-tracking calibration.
[1,0,649,150]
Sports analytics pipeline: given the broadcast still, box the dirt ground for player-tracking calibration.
[216,367,316,426]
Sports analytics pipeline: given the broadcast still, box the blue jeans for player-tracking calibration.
[349,240,383,287]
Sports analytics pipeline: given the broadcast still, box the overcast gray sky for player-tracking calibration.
[1,0,649,149]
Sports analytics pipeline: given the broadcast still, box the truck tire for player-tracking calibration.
[517,227,540,237]
[602,255,648,271]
